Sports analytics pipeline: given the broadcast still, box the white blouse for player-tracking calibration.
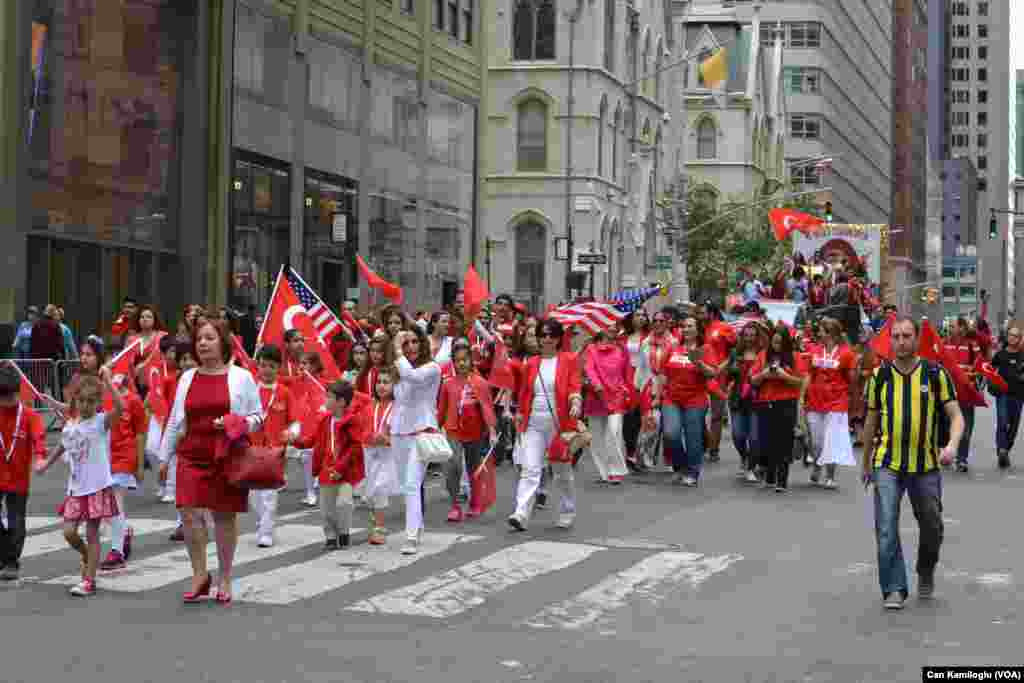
[391,357,443,435]
[158,365,264,464]
[629,336,653,391]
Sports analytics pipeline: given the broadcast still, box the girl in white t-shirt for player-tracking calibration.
[36,368,124,597]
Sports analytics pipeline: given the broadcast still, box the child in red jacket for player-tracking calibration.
[438,342,497,521]
[296,380,370,551]
[0,365,46,581]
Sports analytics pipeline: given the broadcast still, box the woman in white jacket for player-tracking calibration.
[390,322,442,555]
[160,319,263,605]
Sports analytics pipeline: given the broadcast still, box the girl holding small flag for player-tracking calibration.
[438,340,497,521]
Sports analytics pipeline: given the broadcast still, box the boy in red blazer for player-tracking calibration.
[438,341,497,522]
[296,380,371,551]
[0,365,46,581]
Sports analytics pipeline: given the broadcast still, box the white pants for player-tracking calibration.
[249,488,278,536]
[513,416,576,521]
[807,411,857,467]
[393,435,426,538]
[587,413,629,481]
[164,452,177,499]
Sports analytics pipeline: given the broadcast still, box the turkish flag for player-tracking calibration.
[769,209,825,241]
[106,339,143,395]
[921,320,986,407]
[469,444,498,514]
[229,333,257,376]
[869,317,894,361]
[356,255,403,304]
[258,273,343,382]
[975,356,1008,394]
[5,361,41,406]
[463,265,488,322]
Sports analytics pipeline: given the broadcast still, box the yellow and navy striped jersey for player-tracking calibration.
[866,361,956,473]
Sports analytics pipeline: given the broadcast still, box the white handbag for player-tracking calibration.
[415,431,454,465]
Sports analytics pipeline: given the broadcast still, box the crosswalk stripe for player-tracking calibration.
[236,532,484,605]
[525,551,743,631]
[26,517,60,531]
[345,540,603,619]
[45,524,328,592]
[20,518,180,560]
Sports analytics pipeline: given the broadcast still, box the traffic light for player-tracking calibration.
[990,212,998,239]
[824,201,833,222]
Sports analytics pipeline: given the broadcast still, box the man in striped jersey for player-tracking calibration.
[861,315,963,610]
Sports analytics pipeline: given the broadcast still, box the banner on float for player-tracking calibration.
[791,224,884,283]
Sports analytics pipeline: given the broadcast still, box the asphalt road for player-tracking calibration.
[1,407,1021,683]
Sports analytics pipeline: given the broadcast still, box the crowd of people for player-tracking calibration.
[1,286,1022,610]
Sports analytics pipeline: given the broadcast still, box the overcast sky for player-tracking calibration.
[1012,1,1023,72]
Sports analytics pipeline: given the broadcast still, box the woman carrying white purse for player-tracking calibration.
[391,323,444,555]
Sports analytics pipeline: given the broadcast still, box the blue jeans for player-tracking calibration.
[872,469,944,598]
[663,404,707,478]
[730,406,757,469]
[996,394,1024,451]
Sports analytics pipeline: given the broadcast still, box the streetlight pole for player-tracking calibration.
[564,7,582,301]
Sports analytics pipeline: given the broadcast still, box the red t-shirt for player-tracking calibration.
[106,391,147,475]
[0,403,46,494]
[662,344,711,409]
[751,351,805,403]
[805,345,856,413]
[254,383,299,448]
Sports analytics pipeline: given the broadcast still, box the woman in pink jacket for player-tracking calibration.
[583,330,631,483]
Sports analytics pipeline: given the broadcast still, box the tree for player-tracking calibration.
[682,185,821,302]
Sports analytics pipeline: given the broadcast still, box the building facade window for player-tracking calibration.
[978,2,988,16]
[977,156,987,170]
[235,3,269,94]
[434,0,444,29]
[954,89,969,103]
[977,24,988,39]
[790,114,820,139]
[978,67,987,81]
[791,165,820,186]
[512,0,555,60]
[463,0,474,44]
[953,111,969,126]
[978,111,988,126]
[308,38,360,128]
[952,2,968,16]
[785,66,820,93]
[978,133,988,147]
[978,89,988,103]
[952,133,968,147]
[788,22,821,48]
[697,118,716,159]
[401,0,414,14]
[598,97,607,178]
[603,0,615,72]
[515,221,546,314]
[954,24,968,38]
[978,45,987,60]
[517,100,548,171]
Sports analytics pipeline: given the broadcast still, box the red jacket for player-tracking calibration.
[0,403,46,494]
[298,393,371,486]
[437,373,497,442]
[512,352,583,434]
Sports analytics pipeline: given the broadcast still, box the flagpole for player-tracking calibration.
[256,265,285,344]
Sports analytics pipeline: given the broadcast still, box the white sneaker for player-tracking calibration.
[823,479,837,490]
[302,494,318,507]
[555,513,575,529]
[744,471,759,484]
[160,494,175,504]
[682,476,698,487]
[257,534,273,548]
[400,534,420,555]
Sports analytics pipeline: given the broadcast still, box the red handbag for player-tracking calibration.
[222,438,286,490]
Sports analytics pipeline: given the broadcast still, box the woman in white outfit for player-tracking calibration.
[804,317,858,489]
[428,311,454,365]
[583,330,630,483]
[508,318,583,532]
[390,323,442,555]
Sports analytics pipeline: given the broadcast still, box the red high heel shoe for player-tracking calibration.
[182,573,212,603]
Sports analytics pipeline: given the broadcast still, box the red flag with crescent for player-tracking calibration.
[975,356,1008,394]
[768,209,825,241]
[258,270,343,382]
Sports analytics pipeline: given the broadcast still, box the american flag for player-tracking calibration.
[284,267,343,341]
[549,287,661,334]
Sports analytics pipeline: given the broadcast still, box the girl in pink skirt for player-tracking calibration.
[36,367,124,596]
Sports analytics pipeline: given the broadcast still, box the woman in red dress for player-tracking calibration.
[160,319,263,605]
